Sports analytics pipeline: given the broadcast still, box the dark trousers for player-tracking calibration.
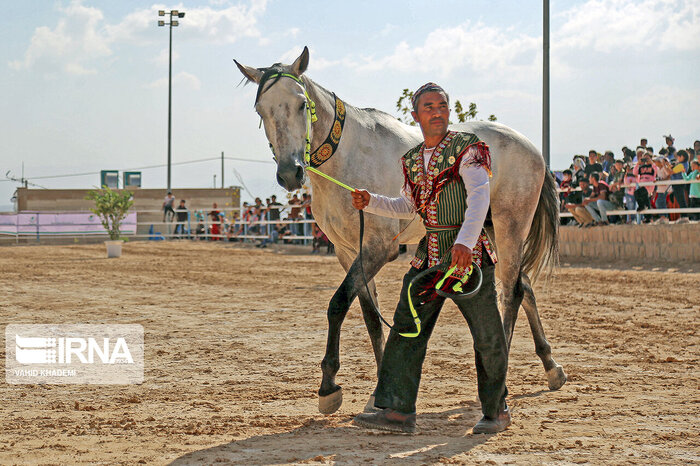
[374,259,508,418]
[690,197,700,221]
[672,185,688,217]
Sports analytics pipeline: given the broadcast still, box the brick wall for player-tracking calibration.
[558,224,700,263]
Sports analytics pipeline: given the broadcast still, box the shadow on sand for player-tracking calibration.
[170,402,499,464]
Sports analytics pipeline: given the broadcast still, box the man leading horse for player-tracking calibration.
[351,83,510,434]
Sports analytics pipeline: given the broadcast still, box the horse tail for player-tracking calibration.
[521,170,559,283]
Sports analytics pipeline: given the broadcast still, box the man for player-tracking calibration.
[267,195,283,242]
[584,173,615,225]
[608,160,626,209]
[663,134,676,157]
[601,151,615,177]
[585,150,603,177]
[640,138,648,149]
[564,178,595,227]
[162,191,176,223]
[174,199,189,238]
[351,83,510,435]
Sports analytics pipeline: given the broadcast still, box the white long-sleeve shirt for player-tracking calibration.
[364,146,490,250]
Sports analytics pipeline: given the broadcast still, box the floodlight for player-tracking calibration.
[158,20,165,26]
[178,12,185,18]
[158,10,165,16]
[171,10,179,16]
[172,20,179,26]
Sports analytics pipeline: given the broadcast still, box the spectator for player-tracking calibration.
[194,210,206,239]
[565,178,595,227]
[622,147,635,164]
[634,154,657,223]
[671,150,690,216]
[249,197,264,235]
[174,199,189,238]
[302,193,313,240]
[584,173,614,225]
[601,151,615,176]
[311,223,331,254]
[585,150,603,177]
[572,157,587,187]
[640,138,648,149]
[289,194,302,219]
[559,169,573,203]
[653,156,673,223]
[681,160,700,220]
[663,134,676,157]
[163,191,176,223]
[268,195,283,222]
[288,194,302,241]
[209,203,222,240]
[622,163,641,224]
[634,153,657,198]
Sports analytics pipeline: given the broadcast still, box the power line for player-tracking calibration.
[2,156,275,182]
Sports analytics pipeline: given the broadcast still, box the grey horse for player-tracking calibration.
[235,47,567,414]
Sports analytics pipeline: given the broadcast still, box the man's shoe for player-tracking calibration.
[472,408,511,434]
[353,408,416,434]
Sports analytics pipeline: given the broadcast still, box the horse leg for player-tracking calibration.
[520,274,567,390]
[318,247,387,414]
[496,248,525,351]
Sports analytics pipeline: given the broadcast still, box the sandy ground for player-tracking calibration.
[0,241,698,465]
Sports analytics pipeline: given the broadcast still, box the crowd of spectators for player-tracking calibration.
[557,136,700,227]
[167,192,333,253]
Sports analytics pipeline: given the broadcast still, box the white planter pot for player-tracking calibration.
[105,240,123,258]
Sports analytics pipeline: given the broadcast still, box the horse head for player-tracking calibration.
[235,47,312,191]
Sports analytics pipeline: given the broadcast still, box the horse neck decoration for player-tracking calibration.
[236,46,567,415]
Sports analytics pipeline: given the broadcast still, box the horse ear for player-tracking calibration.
[291,46,309,76]
[234,59,263,84]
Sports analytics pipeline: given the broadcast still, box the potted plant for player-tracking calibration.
[86,186,134,258]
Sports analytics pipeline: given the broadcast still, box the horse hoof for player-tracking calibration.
[319,387,343,414]
[363,395,379,413]
[547,365,567,391]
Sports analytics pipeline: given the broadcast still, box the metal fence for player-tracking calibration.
[0,205,318,244]
[557,178,700,219]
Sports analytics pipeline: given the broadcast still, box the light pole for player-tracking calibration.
[542,0,550,169]
[158,9,185,191]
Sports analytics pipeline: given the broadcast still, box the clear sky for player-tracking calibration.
[1,0,699,209]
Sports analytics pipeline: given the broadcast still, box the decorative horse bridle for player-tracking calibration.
[261,73,346,171]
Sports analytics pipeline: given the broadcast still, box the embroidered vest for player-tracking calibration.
[401,131,497,278]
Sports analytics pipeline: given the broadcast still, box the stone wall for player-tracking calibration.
[558,224,700,263]
[14,187,241,237]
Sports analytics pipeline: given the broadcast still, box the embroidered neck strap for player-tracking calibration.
[309,93,346,168]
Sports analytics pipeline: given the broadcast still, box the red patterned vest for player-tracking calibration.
[402,131,497,279]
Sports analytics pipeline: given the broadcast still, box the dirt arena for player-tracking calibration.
[1,241,698,465]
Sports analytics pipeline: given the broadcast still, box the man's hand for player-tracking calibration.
[351,189,371,210]
[450,244,473,269]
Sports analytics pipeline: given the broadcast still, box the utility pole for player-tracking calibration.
[543,0,550,168]
[221,151,224,188]
[158,9,186,191]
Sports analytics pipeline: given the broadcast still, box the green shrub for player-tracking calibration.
[86,186,134,241]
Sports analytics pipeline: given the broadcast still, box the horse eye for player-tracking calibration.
[299,102,306,112]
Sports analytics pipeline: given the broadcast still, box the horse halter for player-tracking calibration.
[262,74,347,177]
[261,72,317,166]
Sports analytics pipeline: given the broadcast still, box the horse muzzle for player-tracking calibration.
[276,157,305,191]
